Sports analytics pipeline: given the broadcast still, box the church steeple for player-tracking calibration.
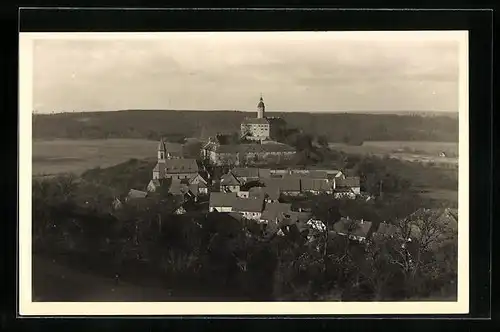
[257,94,265,119]
[157,137,166,162]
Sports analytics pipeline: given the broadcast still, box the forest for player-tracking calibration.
[32,110,458,143]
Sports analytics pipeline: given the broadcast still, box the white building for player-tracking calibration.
[240,96,270,141]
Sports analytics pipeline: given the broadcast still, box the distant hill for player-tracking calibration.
[32,110,458,142]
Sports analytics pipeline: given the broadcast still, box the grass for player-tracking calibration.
[329,141,458,164]
[32,139,182,176]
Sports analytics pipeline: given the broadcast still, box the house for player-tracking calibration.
[209,192,237,212]
[263,211,312,239]
[335,177,361,195]
[249,185,280,203]
[168,179,199,202]
[147,179,162,193]
[188,173,209,195]
[333,187,357,199]
[262,177,301,196]
[220,172,241,193]
[126,189,148,202]
[332,217,375,243]
[371,222,399,241]
[233,196,265,220]
[260,202,293,224]
[300,178,334,195]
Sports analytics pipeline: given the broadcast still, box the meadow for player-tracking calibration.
[32,139,182,176]
[329,141,458,165]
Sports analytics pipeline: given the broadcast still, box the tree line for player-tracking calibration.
[33,110,458,142]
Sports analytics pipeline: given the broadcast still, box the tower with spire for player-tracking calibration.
[257,94,265,119]
[158,137,166,162]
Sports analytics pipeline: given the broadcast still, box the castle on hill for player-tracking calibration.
[240,95,271,142]
[199,95,296,166]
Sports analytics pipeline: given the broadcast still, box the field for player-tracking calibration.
[32,139,183,176]
[329,141,458,165]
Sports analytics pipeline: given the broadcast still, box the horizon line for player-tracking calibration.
[32,109,458,115]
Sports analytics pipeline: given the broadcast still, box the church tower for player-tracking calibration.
[158,138,166,162]
[257,94,265,119]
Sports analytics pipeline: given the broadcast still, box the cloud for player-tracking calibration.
[32,34,460,113]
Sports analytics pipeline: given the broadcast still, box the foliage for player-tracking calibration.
[33,111,458,142]
[33,164,457,301]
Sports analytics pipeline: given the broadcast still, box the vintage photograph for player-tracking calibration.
[19,31,468,315]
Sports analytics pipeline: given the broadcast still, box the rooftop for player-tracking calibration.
[209,192,238,207]
[333,217,374,239]
[241,117,270,125]
[336,177,361,188]
[233,197,265,213]
[156,158,199,174]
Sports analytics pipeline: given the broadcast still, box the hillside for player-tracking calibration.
[32,110,458,142]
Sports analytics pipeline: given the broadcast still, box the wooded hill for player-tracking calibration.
[33,110,458,142]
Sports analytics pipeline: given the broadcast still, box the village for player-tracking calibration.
[116,97,458,246]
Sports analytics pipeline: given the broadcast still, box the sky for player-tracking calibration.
[31,32,463,114]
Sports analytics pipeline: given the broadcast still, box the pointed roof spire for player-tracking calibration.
[158,137,166,151]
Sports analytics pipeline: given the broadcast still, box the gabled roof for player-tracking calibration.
[260,202,292,222]
[149,179,161,187]
[220,172,241,186]
[336,177,360,188]
[249,185,280,201]
[233,197,265,213]
[188,173,208,185]
[333,218,373,239]
[209,192,237,207]
[168,179,199,196]
[373,222,398,237]
[127,189,148,199]
[159,158,199,174]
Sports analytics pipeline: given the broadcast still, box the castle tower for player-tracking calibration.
[257,94,265,119]
[157,138,166,162]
